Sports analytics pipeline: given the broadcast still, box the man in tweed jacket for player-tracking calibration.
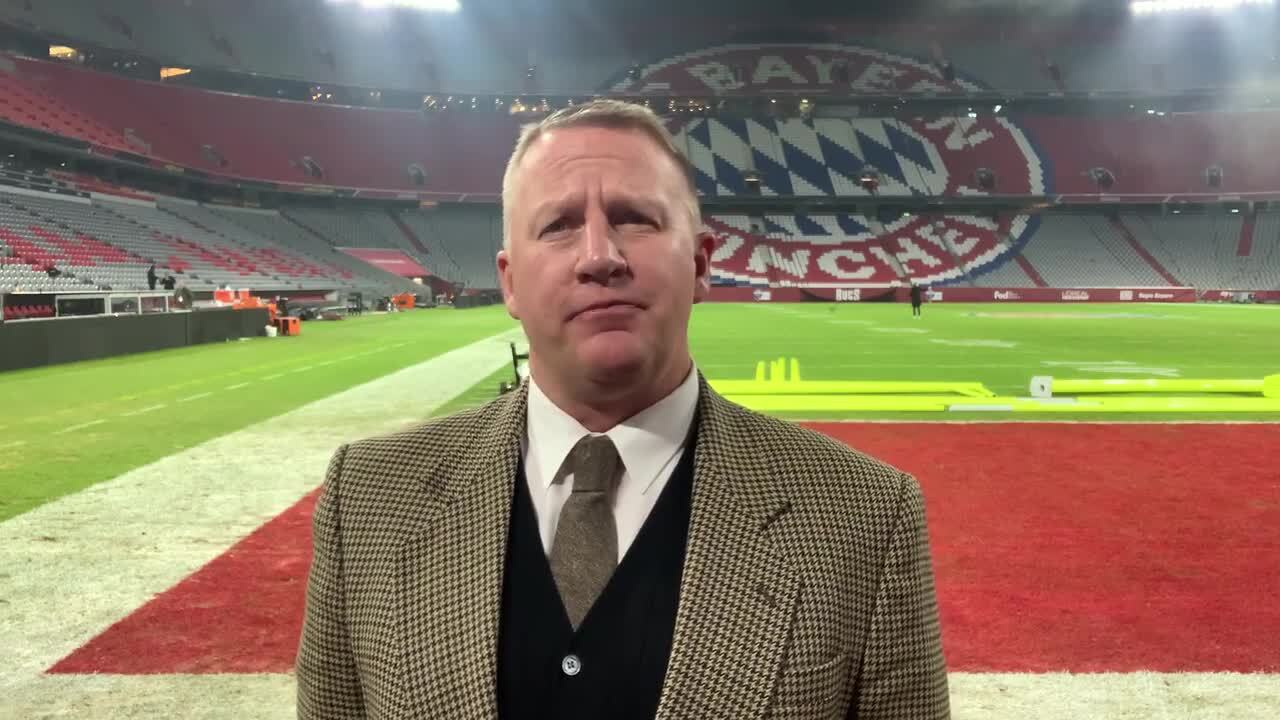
[297,99,950,719]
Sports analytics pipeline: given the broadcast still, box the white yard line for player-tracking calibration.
[225,382,251,391]
[288,365,314,374]
[120,404,166,418]
[177,392,213,403]
[0,439,27,450]
[0,328,525,698]
[9,675,295,720]
[948,672,1280,720]
[262,373,284,381]
[52,419,106,435]
[784,418,1280,425]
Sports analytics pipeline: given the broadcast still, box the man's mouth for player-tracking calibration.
[570,301,642,321]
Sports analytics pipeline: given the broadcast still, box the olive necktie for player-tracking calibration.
[549,434,621,631]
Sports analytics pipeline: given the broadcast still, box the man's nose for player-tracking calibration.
[576,213,626,283]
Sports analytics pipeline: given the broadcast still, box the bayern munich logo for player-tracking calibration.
[607,43,1049,199]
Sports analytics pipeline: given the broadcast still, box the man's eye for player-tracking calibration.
[540,218,569,236]
[615,210,655,228]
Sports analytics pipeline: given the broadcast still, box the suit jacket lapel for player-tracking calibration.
[655,377,802,719]
[394,383,527,720]
[390,376,800,719]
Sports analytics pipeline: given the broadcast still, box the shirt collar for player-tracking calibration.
[525,363,699,495]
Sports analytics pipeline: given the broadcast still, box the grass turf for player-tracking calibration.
[3,301,1277,521]
[0,307,517,522]
[687,302,1280,421]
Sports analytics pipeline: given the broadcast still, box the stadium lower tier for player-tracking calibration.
[2,185,1278,296]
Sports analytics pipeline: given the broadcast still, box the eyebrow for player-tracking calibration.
[529,191,669,223]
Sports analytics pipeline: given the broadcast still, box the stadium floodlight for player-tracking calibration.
[327,0,459,11]
[1131,0,1273,15]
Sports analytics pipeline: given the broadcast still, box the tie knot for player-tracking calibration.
[567,434,621,494]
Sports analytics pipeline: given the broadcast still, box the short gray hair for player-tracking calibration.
[500,99,701,247]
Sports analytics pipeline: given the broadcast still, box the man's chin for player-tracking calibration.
[575,333,649,381]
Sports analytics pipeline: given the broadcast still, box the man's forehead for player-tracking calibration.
[522,126,666,172]
[516,131,677,202]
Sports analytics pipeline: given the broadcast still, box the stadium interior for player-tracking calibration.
[1,0,1278,717]
[0,0,1278,309]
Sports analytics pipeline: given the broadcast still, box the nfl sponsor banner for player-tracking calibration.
[708,286,1199,303]
[928,287,1196,303]
[1201,289,1280,303]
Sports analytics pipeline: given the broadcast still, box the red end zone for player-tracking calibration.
[50,423,1280,675]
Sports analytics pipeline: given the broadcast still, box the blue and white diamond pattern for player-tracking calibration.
[674,117,950,197]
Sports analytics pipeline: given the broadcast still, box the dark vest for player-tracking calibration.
[496,431,697,720]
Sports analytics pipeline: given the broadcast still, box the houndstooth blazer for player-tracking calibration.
[296,375,950,720]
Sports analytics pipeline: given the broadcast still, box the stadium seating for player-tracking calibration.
[1015,215,1171,288]
[7,189,1278,298]
[1248,211,1280,290]
[0,68,131,151]
[2,302,56,320]
[396,204,501,288]
[1,186,444,295]
[157,201,350,290]
[393,211,464,283]
[705,212,1031,288]
[201,206,425,297]
[5,51,1280,197]
[1121,212,1257,291]
[396,208,501,290]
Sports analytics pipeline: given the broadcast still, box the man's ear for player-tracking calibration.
[691,231,715,304]
[497,248,520,319]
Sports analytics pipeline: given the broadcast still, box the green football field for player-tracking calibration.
[2,302,1277,522]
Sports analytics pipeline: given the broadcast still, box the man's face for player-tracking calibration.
[497,126,713,386]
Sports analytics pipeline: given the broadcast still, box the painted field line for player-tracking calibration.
[288,365,315,374]
[0,328,525,694]
[700,362,1035,370]
[52,419,106,435]
[313,360,337,368]
[225,382,252,391]
[788,419,1280,425]
[120,404,166,418]
[0,439,26,450]
[177,392,214,404]
[262,373,284,381]
[5,672,1277,720]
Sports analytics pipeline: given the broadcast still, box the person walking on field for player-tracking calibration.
[910,282,924,318]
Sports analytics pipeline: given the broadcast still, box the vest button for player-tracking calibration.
[561,654,582,677]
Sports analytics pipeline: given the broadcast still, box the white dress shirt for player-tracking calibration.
[522,365,699,563]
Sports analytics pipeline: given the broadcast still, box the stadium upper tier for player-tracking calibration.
[3,53,1280,197]
[0,1,1274,95]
